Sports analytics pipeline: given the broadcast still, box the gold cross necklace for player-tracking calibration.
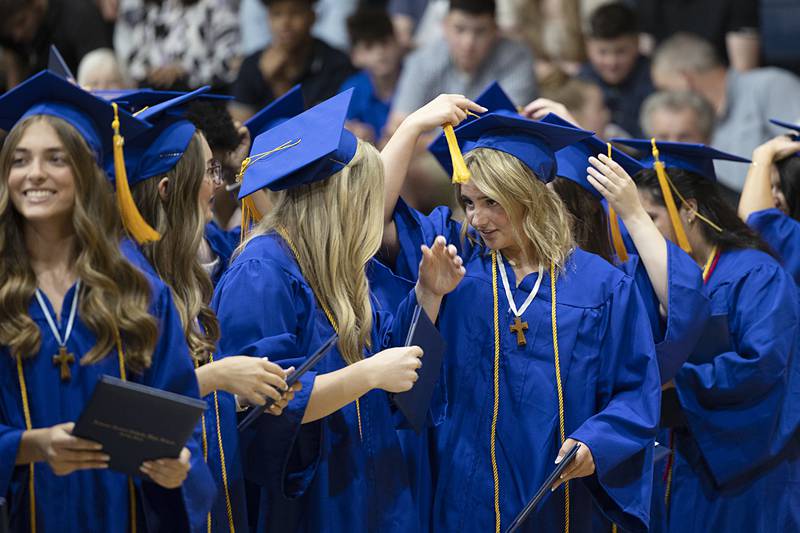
[497,252,542,346]
[34,281,81,381]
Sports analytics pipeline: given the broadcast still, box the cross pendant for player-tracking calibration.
[510,316,529,346]
[53,345,75,381]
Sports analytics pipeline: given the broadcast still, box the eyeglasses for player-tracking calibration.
[205,160,223,186]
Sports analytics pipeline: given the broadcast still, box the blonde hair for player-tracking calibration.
[132,132,219,363]
[244,140,384,365]
[460,148,574,269]
[0,115,158,372]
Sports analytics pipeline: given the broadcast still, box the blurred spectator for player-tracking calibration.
[77,48,130,90]
[388,0,537,133]
[640,90,715,144]
[389,0,430,50]
[503,0,585,93]
[578,2,654,138]
[231,0,355,123]
[340,7,403,144]
[528,77,617,138]
[239,0,358,56]
[652,33,800,191]
[637,0,760,71]
[0,0,111,88]
[114,0,240,91]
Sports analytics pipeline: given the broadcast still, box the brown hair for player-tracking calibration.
[0,115,158,372]
[551,177,613,263]
[132,133,219,363]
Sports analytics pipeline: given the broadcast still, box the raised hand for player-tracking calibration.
[522,98,580,126]
[417,235,465,297]
[404,94,487,135]
[587,153,644,221]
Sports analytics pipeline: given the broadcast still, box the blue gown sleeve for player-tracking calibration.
[0,424,22,499]
[621,241,711,383]
[747,208,800,284]
[569,276,661,533]
[674,263,800,486]
[138,283,216,533]
[211,258,320,499]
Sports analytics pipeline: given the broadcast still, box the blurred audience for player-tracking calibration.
[231,0,355,123]
[341,7,404,145]
[639,90,715,144]
[77,48,130,90]
[527,77,617,139]
[114,0,241,91]
[651,33,800,191]
[578,2,654,138]
[0,0,110,89]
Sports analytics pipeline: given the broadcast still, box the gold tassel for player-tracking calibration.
[606,143,629,262]
[651,139,692,253]
[239,195,262,245]
[111,103,161,244]
[444,124,471,184]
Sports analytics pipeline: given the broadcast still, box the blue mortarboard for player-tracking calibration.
[612,138,750,182]
[237,88,357,198]
[541,113,643,199]
[428,109,594,183]
[244,84,305,139]
[48,45,76,83]
[0,70,149,165]
[108,88,232,115]
[105,86,214,186]
[770,118,800,139]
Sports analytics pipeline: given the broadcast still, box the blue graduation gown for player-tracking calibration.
[120,239,248,533]
[620,242,710,384]
[664,248,800,532]
[211,232,421,532]
[747,208,800,285]
[0,276,214,533]
[204,222,241,287]
[390,200,661,532]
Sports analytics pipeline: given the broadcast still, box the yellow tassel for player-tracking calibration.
[651,139,692,253]
[239,196,262,245]
[111,103,161,244]
[444,124,471,184]
[606,144,629,262]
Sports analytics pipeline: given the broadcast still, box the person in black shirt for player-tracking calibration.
[230,0,356,123]
[578,2,654,138]
[0,0,111,89]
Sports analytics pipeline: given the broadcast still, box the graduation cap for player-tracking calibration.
[428,109,593,184]
[244,84,305,139]
[542,113,643,262]
[613,138,750,252]
[48,45,76,83]
[770,118,800,149]
[108,88,232,115]
[106,86,214,188]
[0,70,158,243]
[237,88,357,198]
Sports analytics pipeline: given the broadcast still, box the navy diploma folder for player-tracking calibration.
[73,375,207,477]
[393,305,446,433]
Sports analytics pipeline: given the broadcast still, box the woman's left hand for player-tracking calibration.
[587,153,643,221]
[551,438,595,491]
[141,447,191,489]
[417,236,465,297]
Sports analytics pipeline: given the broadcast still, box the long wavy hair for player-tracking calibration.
[132,132,219,363]
[243,141,383,365]
[635,167,776,256]
[459,148,575,269]
[551,177,614,263]
[0,115,158,372]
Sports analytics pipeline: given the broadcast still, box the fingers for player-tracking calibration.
[260,358,287,378]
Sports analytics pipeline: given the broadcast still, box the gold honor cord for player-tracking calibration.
[605,143,629,263]
[17,330,138,533]
[111,103,161,245]
[490,255,569,533]
[276,227,364,440]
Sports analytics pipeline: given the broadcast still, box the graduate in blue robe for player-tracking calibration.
[212,89,463,532]
[379,97,661,532]
[0,71,214,532]
[596,138,800,532]
[738,121,800,285]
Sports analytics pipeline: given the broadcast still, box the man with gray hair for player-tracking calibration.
[640,90,715,144]
[651,33,800,191]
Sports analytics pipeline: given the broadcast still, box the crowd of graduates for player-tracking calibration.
[1,1,800,533]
